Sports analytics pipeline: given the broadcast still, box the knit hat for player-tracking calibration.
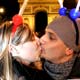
[47,16,80,52]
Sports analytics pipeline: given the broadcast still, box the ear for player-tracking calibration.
[65,48,73,56]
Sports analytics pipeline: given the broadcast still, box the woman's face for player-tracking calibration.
[10,36,41,65]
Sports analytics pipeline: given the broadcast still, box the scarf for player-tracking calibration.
[44,55,77,80]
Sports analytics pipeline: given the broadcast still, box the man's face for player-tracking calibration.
[40,29,67,63]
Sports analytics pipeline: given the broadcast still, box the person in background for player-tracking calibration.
[40,16,80,80]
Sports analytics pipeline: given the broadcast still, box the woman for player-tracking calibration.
[0,16,41,80]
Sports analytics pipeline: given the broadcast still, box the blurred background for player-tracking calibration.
[0,0,19,22]
[0,0,78,37]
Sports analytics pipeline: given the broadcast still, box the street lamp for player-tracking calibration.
[0,7,4,13]
[0,7,5,24]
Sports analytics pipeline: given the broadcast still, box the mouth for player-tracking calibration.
[39,42,45,55]
[40,45,45,54]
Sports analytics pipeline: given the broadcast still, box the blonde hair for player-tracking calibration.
[0,21,34,80]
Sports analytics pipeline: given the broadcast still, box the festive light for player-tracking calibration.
[69,8,79,20]
[69,0,80,20]
[59,7,67,16]
[12,14,23,33]
[75,0,80,12]
[19,0,28,15]
[58,0,63,8]
[12,15,23,26]
[58,0,80,20]
[12,0,29,34]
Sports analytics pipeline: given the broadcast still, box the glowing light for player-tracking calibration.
[75,0,80,12]
[0,7,4,13]
[59,7,67,16]
[58,0,63,8]
[69,8,79,20]
[19,0,29,15]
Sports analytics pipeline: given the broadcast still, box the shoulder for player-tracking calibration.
[68,55,80,78]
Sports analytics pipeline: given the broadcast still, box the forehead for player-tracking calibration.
[21,41,35,47]
[46,29,58,37]
[16,41,35,50]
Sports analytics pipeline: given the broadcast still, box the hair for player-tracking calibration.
[0,21,34,80]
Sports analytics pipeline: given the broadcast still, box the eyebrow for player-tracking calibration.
[49,32,57,37]
[46,30,56,36]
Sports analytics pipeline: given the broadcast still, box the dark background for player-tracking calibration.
[0,0,19,22]
[0,0,77,21]
[63,0,77,9]
[0,0,77,35]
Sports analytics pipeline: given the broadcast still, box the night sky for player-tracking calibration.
[0,0,19,21]
[63,0,77,9]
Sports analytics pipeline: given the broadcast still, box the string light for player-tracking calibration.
[12,0,29,34]
[58,0,80,20]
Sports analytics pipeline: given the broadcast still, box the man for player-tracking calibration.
[40,16,80,80]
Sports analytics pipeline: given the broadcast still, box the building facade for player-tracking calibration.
[18,0,60,32]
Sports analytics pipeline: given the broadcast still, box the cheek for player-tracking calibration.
[44,43,65,59]
[19,48,36,61]
[45,43,59,54]
[49,42,65,52]
[21,45,40,61]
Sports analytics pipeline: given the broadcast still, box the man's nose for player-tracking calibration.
[35,36,39,41]
[40,37,45,45]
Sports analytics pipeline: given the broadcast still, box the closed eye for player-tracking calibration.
[48,32,57,40]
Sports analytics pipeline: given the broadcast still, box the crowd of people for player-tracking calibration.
[0,11,80,80]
